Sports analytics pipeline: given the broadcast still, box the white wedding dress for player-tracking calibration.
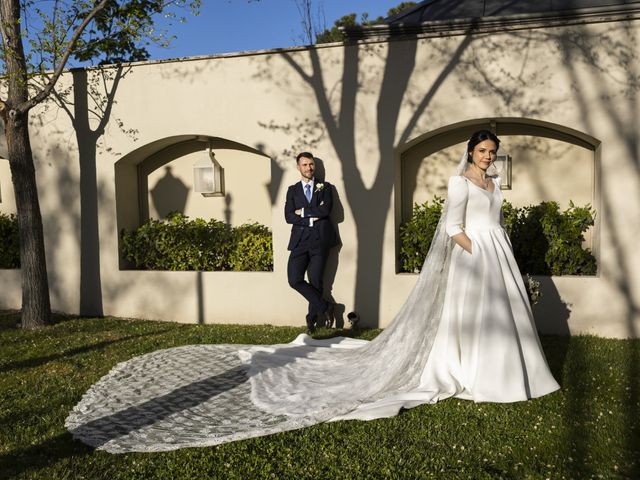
[319,175,559,420]
[66,174,559,453]
[414,176,559,403]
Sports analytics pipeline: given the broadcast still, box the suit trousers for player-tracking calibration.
[287,230,329,324]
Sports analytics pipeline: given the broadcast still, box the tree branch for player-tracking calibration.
[18,0,110,114]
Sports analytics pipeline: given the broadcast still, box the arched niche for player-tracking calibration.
[396,118,601,271]
[115,135,272,268]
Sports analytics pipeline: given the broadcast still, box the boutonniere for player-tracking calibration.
[315,183,325,192]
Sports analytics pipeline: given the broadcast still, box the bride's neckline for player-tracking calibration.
[462,174,496,194]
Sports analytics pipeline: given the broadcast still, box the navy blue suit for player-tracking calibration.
[285,180,338,326]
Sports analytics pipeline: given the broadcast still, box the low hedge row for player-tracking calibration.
[399,198,597,276]
[3,201,597,276]
[120,212,273,271]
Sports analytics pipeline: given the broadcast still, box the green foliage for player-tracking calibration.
[504,200,597,276]
[386,2,418,17]
[1,312,639,479]
[316,13,359,43]
[398,196,445,273]
[399,197,597,276]
[0,213,20,269]
[72,0,202,65]
[316,1,417,44]
[2,0,202,77]
[227,223,274,271]
[120,212,273,271]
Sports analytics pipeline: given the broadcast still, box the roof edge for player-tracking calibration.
[342,3,640,41]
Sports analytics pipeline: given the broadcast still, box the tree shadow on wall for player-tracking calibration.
[540,25,639,479]
[50,66,137,317]
[458,23,640,479]
[313,157,345,328]
[256,32,474,328]
[257,21,640,476]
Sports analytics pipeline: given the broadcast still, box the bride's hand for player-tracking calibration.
[451,232,473,255]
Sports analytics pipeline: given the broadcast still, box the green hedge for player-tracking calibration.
[399,198,597,276]
[0,213,20,269]
[120,212,273,271]
[398,196,445,274]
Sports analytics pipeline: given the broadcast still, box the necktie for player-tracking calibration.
[305,183,312,203]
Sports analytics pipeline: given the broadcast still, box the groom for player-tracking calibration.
[285,152,338,333]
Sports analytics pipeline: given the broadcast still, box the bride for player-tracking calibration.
[66,130,560,452]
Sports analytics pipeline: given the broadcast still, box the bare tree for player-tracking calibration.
[293,0,328,45]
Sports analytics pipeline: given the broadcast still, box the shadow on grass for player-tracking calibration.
[563,337,594,479]
[2,322,637,478]
[625,340,640,479]
[0,328,175,372]
[559,336,640,479]
[539,335,571,384]
[0,310,84,331]
[0,431,93,479]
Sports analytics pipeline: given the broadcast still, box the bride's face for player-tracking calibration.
[470,140,498,171]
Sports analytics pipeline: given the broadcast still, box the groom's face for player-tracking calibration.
[297,157,315,181]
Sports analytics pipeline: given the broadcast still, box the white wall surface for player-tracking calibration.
[1,18,639,338]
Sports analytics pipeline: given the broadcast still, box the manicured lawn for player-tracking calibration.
[0,311,638,479]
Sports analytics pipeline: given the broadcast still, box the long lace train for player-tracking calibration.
[66,213,454,453]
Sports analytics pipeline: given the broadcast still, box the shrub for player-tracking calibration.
[504,201,597,276]
[399,197,597,276]
[0,213,20,269]
[398,196,444,273]
[228,223,273,271]
[120,212,273,271]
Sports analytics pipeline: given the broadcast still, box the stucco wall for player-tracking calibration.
[0,159,16,214]
[145,147,271,226]
[1,18,639,338]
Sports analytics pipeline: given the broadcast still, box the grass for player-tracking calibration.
[0,311,638,480]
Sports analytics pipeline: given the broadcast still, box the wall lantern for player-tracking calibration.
[494,154,512,190]
[193,142,225,197]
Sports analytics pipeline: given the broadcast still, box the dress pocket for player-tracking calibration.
[467,238,477,257]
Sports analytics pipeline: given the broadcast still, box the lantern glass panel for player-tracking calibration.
[193,147,224,196]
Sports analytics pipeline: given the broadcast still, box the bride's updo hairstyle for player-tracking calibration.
[467,129,500,163]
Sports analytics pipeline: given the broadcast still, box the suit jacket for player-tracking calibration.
[285,180,338,251]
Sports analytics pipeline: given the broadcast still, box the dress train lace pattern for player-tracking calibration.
[66,344,318,453]
[66,219,452,453]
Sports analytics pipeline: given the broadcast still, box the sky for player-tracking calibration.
[146,1,409,61]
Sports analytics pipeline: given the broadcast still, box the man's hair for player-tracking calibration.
[296,152,314,164]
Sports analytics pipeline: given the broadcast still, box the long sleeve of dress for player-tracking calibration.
[445,176,468,238]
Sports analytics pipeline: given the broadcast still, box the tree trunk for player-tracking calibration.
[5,115,52,328]
[1,0,52,328]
